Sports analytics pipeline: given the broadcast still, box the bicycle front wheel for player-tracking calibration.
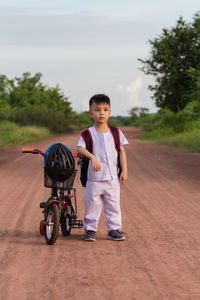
[45,203,60,245]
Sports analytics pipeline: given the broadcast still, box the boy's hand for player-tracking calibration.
[91,155,101,172]
[119,171,127,184]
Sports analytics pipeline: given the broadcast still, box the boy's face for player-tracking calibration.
[89,102,111,125]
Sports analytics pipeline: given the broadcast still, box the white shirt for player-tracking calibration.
[77,126,128,181]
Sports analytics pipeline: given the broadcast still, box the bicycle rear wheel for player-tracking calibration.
[45,203,60,245]
[61,205,72,236]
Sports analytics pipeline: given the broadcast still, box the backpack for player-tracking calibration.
[79,126,122,187]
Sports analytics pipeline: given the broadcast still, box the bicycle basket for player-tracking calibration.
[44,167,77,188]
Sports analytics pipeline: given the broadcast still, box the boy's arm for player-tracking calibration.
[77,146,101,172]
[119,145,128,184]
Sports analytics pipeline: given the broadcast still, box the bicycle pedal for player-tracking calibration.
[71,219,84,228]
[40,202,46,208]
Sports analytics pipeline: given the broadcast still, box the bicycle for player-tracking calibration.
[21,147,83,245]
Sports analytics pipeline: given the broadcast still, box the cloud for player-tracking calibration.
[117,77,143,112]
[79,96,89,112]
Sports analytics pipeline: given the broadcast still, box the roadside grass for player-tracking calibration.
[0,121,52,149]
[136,128,200,152]
[134,106,200,152]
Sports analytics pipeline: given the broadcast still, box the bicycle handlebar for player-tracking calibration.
[21,148,45,156]
[21,148,78,158]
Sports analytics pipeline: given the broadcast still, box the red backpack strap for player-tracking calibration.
[79,129,93,187]
[80,129,93,153]
[108,125,120,150]
[108,125,122,177]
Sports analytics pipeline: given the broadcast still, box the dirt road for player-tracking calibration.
[0,127,200,299]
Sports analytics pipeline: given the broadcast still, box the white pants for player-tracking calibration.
[84,180,122,232]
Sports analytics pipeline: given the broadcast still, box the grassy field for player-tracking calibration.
[0,121,52,149]
[1,119,200,153]
[136,128,200,152]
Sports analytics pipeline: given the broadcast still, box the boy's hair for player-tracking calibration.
[89,94,110,108]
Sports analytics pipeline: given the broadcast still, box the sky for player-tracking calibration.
[0,0,199,116]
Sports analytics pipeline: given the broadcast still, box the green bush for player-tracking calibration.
[8,107,74,134]
[0,121,51,148]
[0,104,11,120]
[157,129,200,152]
[108,117,122,127]
[183,101,200,119]
[134,101,200,152]
[136,106,199,134]
[136,121,200,152]
[74,111,93,129]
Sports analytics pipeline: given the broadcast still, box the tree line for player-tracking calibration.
[126,11,200,145]
[1,12,199,137]
[138,11,200,113]
[0,72,94,133]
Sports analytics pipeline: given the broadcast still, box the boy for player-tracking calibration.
[77,94,128,241]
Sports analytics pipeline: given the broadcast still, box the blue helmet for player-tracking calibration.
[44,143,75,182]
[44,143,75,169]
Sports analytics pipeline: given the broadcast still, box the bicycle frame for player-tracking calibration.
[21,147,83,245]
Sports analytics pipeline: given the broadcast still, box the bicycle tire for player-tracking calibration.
[45,203,60,245]
[61,205,72,236]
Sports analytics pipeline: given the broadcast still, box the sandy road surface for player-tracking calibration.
[0,127,200,300]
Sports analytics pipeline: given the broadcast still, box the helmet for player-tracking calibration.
[44,143,75,182]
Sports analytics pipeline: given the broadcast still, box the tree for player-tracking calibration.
[6,72,72,115]
[186,67,200,103]
[138,12,200,112]
[0,72,75,133]
[128,107,149,121]
[8,72,43,108]
[0,74,10,107]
